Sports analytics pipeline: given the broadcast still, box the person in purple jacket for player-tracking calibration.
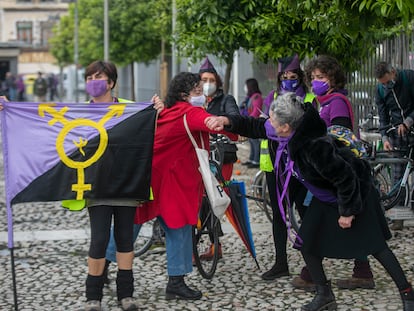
[290,55,376,292]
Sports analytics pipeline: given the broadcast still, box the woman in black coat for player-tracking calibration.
[205,92,414,311]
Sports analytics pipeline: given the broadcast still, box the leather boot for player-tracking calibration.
[165,275,202,300]
[336,259,375,289]
[261,262,289,280]
[401,285,414,311]
[301,280,337,311]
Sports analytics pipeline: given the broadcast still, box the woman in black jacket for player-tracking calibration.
[198,57,240,260]
[205,92,414,311]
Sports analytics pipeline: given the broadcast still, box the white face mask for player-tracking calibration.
[203,83,217,96]
[190,94,206,107]
[244,85,248,94]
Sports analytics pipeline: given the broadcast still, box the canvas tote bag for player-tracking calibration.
[183,114,230,218]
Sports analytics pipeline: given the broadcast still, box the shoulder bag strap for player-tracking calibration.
[183,114,205,150]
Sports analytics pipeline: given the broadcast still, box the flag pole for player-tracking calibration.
[10,248,18,311]
[7,201,18,310]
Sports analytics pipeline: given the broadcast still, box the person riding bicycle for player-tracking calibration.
[375,61,414,230]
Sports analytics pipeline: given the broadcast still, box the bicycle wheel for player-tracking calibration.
[251,170,273,222]
[134,219,155,257]
[192,198,220,279]
[287,201,301,233]
[374,165,407,211]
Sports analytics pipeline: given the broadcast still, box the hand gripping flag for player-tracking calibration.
[0,101,156,310]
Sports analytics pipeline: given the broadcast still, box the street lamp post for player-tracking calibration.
[104,0,109,61]
[74,0,79,102]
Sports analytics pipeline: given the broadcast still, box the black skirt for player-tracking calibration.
[295,184,392,259]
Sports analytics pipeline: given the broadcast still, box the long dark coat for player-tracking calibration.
[227,104,391,259]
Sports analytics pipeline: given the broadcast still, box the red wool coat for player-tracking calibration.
[135,101,222,229]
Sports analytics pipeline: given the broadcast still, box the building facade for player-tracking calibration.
[0,0,69,80]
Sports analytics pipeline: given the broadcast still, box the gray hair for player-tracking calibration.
[269,92,305,130]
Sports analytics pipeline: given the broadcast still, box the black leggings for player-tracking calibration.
[88,205,136,259]
[266,171,288,264]
[302,246,410,290]
[266,172,308,264]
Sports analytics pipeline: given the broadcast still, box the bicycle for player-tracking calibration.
[248,170,273,222]
[368,125,414,221]
[192,135,227,279]
[133,218,166,257]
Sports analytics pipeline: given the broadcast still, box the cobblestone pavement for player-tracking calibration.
[0,142,413,311]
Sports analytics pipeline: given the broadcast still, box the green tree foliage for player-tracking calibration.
[50,0,170,67]
[49,11,74,67]
[175,0,259,92]
[175,0,414,75]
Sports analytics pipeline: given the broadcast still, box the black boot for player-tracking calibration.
[401,285,414,311]
[301,280,337,311]
[165,275,202,300]
[85,274,104,302]
[116,269,134,301]
[116,270,138,311]
[261,262,289,280]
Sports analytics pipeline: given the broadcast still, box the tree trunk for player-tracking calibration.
[223,60,233,94]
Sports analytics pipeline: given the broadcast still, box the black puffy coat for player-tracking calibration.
[227,105,391,258]
[206,90,239,116]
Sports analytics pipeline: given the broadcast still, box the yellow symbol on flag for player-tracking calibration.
[38,103,126,199]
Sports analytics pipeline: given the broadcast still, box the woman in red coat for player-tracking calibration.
[135,72,224,300]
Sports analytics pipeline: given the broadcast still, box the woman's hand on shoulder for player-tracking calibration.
[151,94,165,114]
[205,116,229,131]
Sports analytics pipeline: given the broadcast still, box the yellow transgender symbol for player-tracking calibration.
[38,103,126,199]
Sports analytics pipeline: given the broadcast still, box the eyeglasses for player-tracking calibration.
[281,73,299,80]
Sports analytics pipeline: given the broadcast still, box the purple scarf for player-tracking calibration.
[266,124,303,247]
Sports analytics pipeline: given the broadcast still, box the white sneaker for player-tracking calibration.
[84,300,101,311]
[119,297,139,311]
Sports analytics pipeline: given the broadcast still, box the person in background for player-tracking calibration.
[289,55,375,292]
[2,72,16,101]
[260,54,316,281]
[240,78,263,168]
[48,73,59,101]
[33,71,48,102]
[374,61,414,231]
[198,57,240,260]
[205,92,414,311]
[135,72,232,301]
[15,74,26,101]
[82,60,139,311]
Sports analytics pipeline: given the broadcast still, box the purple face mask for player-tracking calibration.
[281,79,299,92]
[311,80,329,96]
[86,80,108,98]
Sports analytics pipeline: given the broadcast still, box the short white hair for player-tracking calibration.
[269,92,305,130]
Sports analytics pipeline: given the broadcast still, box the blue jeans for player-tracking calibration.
[105,217,193,276]
[248,138,261,164]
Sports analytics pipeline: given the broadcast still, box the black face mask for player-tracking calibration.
[383,80,395,90]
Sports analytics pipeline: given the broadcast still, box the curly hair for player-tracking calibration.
[84,60,118,89]
[305,55,346,90]
[165,72,201,108]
